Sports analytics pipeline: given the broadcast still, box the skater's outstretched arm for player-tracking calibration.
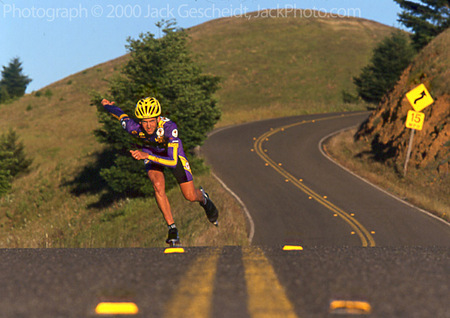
[101,99,141,135]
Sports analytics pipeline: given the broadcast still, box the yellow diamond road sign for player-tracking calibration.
[406,110,425,130]
[406,84,434,112]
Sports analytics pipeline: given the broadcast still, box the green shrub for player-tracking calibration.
[44,89,53,98]
[0,129,32,196]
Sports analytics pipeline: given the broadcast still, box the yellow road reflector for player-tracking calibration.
[95,302,139,315]
[164,247,185,254]
[283,245,303,251]
[329,300,372,315]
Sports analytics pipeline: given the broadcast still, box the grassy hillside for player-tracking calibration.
[0,10,398,247]
[188,10,396,125]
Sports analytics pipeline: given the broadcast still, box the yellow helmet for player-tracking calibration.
[135,97,161,119]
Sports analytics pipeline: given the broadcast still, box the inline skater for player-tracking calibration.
[101,97,219,246]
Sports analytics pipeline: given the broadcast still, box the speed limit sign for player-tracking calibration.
[405,110,425,130]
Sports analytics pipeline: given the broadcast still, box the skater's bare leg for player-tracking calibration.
[179,181,204,203]
[148,170,174,225]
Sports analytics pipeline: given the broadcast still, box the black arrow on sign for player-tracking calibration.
[414,91,426,104]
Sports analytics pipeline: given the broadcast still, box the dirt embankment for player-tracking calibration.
[356,28,450,178]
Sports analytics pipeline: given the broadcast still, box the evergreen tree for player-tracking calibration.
[0,57,32,101]
[0,129,33,177]
[394,0,450,50]
[353,31,415,104]
[0,129,32,196]
[93,22,220,196]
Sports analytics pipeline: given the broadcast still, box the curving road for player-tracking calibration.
[202,112,450,247]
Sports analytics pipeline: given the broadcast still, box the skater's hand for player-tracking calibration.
[130,150,148,160]
[101,99,115,106]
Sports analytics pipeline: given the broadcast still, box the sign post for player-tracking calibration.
[403,84,433,176]
[403,129,415,177]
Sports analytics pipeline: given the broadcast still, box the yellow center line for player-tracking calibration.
[254,114,375,247]
[242,247,298,318]
[164,248,222,318]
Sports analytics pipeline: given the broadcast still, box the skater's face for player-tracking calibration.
[140,117,158,135]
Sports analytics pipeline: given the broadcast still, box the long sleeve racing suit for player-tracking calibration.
[104,103,193,183]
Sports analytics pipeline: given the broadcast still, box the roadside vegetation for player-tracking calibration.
[323,128,449,222]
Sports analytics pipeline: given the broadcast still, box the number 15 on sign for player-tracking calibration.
[405,110,425,131]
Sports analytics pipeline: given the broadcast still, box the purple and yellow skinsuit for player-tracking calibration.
[104,103,194,183]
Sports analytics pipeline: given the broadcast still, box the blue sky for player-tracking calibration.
[1,0,404,93]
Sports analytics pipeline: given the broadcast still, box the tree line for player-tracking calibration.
[350,0,449,105]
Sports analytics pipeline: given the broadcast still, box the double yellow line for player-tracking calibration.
[165,247,298,318]
[253,114,375,247]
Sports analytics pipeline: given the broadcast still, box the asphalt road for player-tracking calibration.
[202,112,450,247]
[1,112,449,317]
[0,247,448,317]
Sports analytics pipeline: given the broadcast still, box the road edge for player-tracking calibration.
[318,125,450,227]
[211,172,255,244]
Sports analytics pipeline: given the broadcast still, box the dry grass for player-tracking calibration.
[188,10,396,127]
[323,128,450,222]
[0,170,249,248]
[217,101,369,127]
